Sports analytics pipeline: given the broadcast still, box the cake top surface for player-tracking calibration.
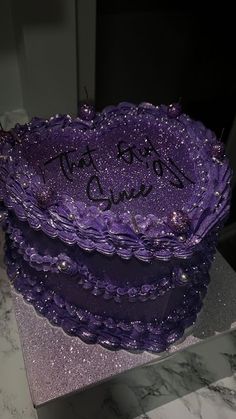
[0,102,231,261]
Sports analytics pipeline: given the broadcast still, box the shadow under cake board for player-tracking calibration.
[11,252,236,407]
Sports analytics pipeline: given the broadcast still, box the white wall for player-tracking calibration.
[12,0,78,118]
[0,0,78,119]
[0,0,23,114]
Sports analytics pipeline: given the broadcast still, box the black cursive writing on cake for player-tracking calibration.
[86,174,153,211]
[44,146,98,182]
[43,137,195,211]
[116,137,195,190]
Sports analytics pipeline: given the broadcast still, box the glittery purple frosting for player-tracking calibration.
[0,102,232,352]
[0,103,231,261]
[6,242,209,352]
[5,215,216,305]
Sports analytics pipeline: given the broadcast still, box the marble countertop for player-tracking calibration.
[0,244,36,418]
[1,241,236,419]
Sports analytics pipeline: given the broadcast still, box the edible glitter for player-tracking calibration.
[17,106,199,217]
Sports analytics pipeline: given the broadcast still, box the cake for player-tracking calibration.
[0,102,231,352]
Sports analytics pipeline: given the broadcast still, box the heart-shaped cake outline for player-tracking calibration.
[0,102,231,262]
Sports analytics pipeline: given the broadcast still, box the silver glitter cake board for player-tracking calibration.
[12,251,236,407]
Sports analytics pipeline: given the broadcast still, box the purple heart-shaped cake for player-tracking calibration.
[0,102,232,352]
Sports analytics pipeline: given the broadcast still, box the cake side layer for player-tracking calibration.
[5,214,215,305]
[6,243,209,352]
